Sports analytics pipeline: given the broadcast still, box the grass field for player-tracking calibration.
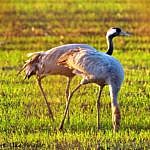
[0,0,150,149]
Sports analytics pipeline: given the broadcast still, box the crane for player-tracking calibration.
[57,28,130,131]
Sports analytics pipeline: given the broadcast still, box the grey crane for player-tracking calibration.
[57,28,130,131]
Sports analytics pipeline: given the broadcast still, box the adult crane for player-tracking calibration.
[57,28,130,131]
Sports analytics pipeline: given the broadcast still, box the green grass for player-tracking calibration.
[0,0,150,149]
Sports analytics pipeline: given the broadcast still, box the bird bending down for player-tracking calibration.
[18,27,130,123]
[18,44,97,121]
[57,47,125,132]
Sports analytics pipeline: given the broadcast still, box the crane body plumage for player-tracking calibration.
[19,44,97,121]
[23,44,96,79]
[59,48,124,87]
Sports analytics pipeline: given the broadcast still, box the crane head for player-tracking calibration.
[17,53,40,79]
[106,27,131,38]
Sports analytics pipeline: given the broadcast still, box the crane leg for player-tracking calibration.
[97,86,104,130]
[59,84,82,130]
[65,77,72,124]
[112,105,121,132]
[109,84,121,132]
[37,78,54,121]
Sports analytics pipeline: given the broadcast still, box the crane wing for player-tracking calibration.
[57,47,81,68]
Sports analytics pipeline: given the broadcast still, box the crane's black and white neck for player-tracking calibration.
[106,27,130,55]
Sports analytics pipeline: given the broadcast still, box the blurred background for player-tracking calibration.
[0,0,150,51]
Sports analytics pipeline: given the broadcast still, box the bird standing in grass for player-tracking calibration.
[18,27,130,123]
[57,28,130,131]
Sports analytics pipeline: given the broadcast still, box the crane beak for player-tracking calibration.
[120,30,131,36]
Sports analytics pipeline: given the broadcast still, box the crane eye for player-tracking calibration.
[116,28,121,33]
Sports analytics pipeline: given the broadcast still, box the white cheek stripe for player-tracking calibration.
[107,29,116,36]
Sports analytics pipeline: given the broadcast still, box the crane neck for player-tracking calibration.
[106,36,113,55]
